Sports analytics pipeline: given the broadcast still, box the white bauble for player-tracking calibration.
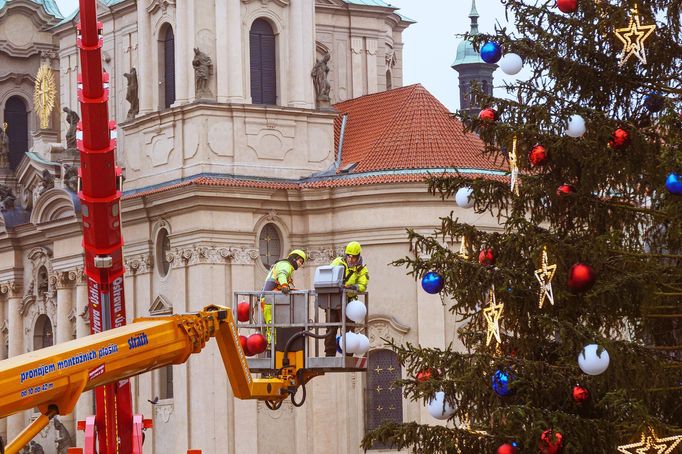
[499,53,523,75]
[346,299,367,323]
[578,344,610,375]
[343,332,360,354]
[427,391,455,420]
[355,334,370,355]
[566,115,586,138]
[455,187,475,208]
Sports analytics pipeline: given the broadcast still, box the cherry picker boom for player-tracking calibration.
[76,0,132,451]
[0,305,312,454]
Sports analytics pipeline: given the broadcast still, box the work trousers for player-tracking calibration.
[324,308,352,356]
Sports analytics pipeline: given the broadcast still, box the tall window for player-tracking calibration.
[250,19,277,105]
[160,25,176,108]
[156,228,171,277]
[258,223,282,268]
[365,349,403,449]
[160,365,173,399]
[33,315,54,350]
[4,96,29,169]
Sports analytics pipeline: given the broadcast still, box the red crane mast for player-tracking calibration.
[76,1,133,452]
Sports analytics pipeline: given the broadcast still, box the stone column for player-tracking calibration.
[2,281,25,439]
[366,38,378,94]
[226,0,245,103]
[72,269,94,447]
[0,283,10,440]
[136,1,153,113]
[351,37,364,98]
[215,0,229,102]
[288,0,306,107]
[174,0,192,105]
[51,272,77,438]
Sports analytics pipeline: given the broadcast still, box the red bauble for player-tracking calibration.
[556,184,576,196]
[236,301,250,322]
[567,263,596,293]
[239,335,253,356]
[246,333,268,355]
[572,385,590,403]
[529,144,548,166]
[479,107,496,122]
[416,369,433,382]
[539,429,564,454]
[478,248,495,266]
[609,127,630,149]
[556,0,578,13]
[497,443,518,454]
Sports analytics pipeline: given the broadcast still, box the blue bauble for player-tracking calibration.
[421,272,444,294]
[335,335,343,354]
[643,93,665,112]
[492,369,513,397]
[666,173,682,195]
[480,42,502,64]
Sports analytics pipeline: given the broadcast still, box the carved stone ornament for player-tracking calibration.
[229,247,259,265]
[48,271,76,290]
[124,254,153,276]
[308,248,336,266]
[367,315,411,350]
[166,245,234,267]
[68,267,87,285]
[154,401,174,423]
[241,0,289,6]
[0,280,20,298]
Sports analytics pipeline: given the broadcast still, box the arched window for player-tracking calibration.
[258,223,282,268]
[385,70,392,91]
[250,19,277,105]
[4,96,29,169]
[33,314,54,350]
[365,349,403,449]
[160,25,176,109]
[156,228,171,278]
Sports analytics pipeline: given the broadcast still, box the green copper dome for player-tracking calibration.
[451,0,485,68]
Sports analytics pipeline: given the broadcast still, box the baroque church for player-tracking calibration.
[0,0,502,452]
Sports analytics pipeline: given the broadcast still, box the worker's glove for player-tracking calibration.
[281,285,290,295]
[345,284,359,291]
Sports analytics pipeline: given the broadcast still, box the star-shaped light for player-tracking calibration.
[617,427,682,454]
[614,4,656,66]
[534,246,557,309]
[483,286,504,346]
[509,136,519,195]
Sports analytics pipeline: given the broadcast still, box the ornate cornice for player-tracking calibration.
[308,248,336,266]
[68,267,87,285]
[125,254,153,276]
[242,0,289,7]
[228,247,259,265]
[19,294,36,315]
[48,271,76,290]
[166,245,233,267]
[0,280,21,298]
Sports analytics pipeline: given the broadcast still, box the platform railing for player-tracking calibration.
[234,289,369,372]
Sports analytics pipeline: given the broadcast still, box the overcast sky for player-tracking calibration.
[54,0,514,112]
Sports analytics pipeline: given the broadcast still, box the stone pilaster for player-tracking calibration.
[1,280,24,439]
[226,0,245,102]
[136,0,152,113]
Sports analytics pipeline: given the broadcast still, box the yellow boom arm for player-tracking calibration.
[0,305,287,421]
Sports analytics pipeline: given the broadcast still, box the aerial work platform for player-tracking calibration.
[236,289,369,373]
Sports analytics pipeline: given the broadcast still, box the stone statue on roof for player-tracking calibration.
[0,184,16,211]
[124,67,139,121]
[63,164,79,193]
[63,107,79,151]
[192,48,213,99]
[311,53,331,107]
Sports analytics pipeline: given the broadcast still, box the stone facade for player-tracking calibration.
[0,1,500,453]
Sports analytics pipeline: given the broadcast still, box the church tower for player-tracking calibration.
[451,0,496,117]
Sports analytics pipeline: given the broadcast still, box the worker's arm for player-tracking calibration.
[354,266,369,293]
[274,261,293,286]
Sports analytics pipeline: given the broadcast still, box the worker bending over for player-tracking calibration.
[261,250,306,343]
[325,241,369,357]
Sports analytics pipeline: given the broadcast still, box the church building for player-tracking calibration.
[0,0,503,452]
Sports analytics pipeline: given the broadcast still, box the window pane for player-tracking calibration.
[365,349,403,450]
[259,223,281,268]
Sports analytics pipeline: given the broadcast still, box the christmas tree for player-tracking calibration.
[362,1,681,452]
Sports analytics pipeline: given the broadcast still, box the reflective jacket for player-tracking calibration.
[263,259,295,291]
[330,256,369,294]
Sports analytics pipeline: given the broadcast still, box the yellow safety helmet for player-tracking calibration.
[345,241,362,256]
[288,249,307,262]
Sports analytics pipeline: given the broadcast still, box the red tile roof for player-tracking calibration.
[333,84,504,173]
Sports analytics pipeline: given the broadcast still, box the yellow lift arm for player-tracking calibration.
[0,305,305,453]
